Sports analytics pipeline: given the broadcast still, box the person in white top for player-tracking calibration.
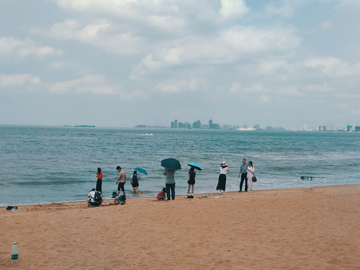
[245,161,255,191]
[216,161,229,194]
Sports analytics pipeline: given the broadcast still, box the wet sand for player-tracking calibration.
[1,185,360,269]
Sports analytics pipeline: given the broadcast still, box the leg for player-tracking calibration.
[240,175,244,191]
[171,183,175,200]
[117,184,120,196]
[243,173,248,192]
[166,184,171,200]
[248,178,252,191]
[191,184,194,193]
[187,185,190,193]
[135,186,139,193]
[121,183,126,197]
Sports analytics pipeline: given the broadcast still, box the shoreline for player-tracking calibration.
[1,183,358,208]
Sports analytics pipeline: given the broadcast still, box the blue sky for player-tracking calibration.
[1,0,360,128]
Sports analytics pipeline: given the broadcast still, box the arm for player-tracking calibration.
[130,175,133,184]
[227,166,230,172]
[116,172,121,184]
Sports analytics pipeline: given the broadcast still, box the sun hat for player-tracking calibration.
[221,161,228,166]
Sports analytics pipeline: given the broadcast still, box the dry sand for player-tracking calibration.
[1,185,360,270]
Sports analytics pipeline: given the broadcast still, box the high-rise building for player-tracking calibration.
[355,126,360,132]
[193,120,201,129]
[347,125,353,132]
[171,121,175,128]
[209,119,213,129]
[174,119,178,128]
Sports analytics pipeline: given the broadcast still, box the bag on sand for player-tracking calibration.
[252,176,257,182]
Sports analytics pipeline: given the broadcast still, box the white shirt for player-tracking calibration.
[88,191,96,202]
[247,166,255,179]
[220,167,228,175]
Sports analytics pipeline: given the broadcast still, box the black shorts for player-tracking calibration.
[118,182,125,191]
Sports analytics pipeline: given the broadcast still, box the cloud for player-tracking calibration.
[219,0,249,19]
[0,36,62,58]
[119,89,147,101]
[303,57,360,77]
[265,2,295,18]
[229,82,242,93]
[50,61,67,69]
[321,21,334,29]
[132,25,300,79]
[49,75,118,95]
[0,74,41,88]
[152,78,207,93]
[30,19,143,54]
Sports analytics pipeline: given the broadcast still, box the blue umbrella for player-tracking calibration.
[134,167,148,175]
[187,162,202,170]
[161,158,181,171]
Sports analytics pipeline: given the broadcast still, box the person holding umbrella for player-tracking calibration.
[217,161,229,194]
[186,162,202,194]
[187,166,196,193]
[161,158,181,201]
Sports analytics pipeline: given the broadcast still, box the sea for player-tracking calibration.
[1,126,359,206]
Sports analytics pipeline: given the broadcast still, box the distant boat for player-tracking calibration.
[74,125,95,128]
[237,127,256,131]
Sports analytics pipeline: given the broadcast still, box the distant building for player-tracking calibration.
[266,126,273,131]
[347,125,353,132]
[253,124,260,130]
[174,119,178,128]
[186,123,191,129]
[355,126,360,132]
[193,120,201,129]
[171,121,175,128]
[209,119,213,129]
[178,122,186,128]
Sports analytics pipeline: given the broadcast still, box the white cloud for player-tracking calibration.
[152,78,207,93]
[50,61,67,69]
[0,74,41,88]
[244,84,269,93]
[220,0,249,19]
[0,36,62,58]
[229,82,242,93]
[303,57,360,77]
[49,75,118,95]
[30,19,143,54]
[321,21,334,29]
[119,89,147,101]
[265,2,295,18]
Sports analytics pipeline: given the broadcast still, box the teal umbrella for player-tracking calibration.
[134,167,147,175]
[161,158,181,171]
[187,162,202,170]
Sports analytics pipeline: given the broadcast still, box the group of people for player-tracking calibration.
[86,159,256,207]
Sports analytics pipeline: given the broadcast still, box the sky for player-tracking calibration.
[0,0,360,128]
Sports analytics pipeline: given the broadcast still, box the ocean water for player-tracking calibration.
[0,126,359,206]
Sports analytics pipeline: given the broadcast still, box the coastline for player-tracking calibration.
[1,184,359,269]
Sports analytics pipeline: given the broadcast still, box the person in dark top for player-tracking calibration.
[96,168,103,193]
[187,166,196,193]
[130,171,140,194]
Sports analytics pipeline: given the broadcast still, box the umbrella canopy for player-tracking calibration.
[187,162,202,170]
[134,167,148,175]
[161,158,181,171]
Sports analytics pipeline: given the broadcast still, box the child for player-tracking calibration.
[96,168,103,193]
[157,188,166,201]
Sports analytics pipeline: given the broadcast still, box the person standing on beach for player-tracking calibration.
[187,166,196,193]
[238,159,248,192]
[246,161,255,192]
[163,169,176,200]
[96,168,103,193]
[130,171,140,194]
[116,166,126,197]
[217,161,229,195]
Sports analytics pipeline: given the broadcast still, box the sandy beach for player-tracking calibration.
[1,185,359,269]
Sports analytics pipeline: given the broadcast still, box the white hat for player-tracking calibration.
[221,161,228,166]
